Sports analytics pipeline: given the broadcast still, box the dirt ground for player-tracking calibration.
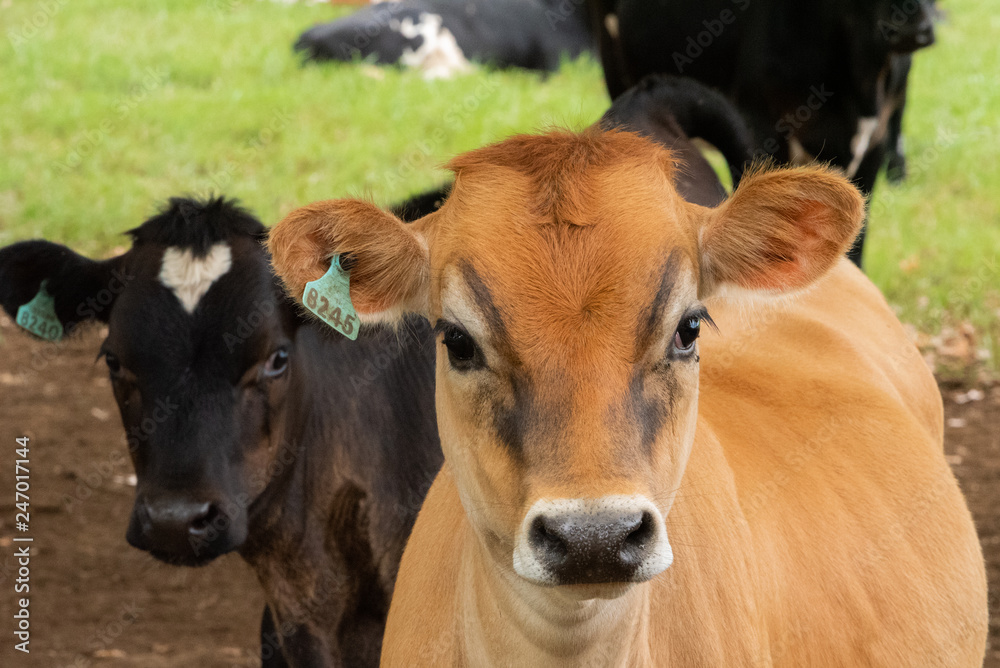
[0,319,997,667]
[0,321,264,667]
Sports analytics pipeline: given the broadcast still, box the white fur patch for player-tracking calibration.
[846,116,879,178]
[159,243,232,313]
[604,13,620,39]
[397,13,473,80]
[513,495,673,586]
[787,137,815,166]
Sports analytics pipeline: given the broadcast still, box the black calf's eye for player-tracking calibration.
[264,348,290,378]
[674,317,701,353]
[441,326,480,371]
[104,353,122,375]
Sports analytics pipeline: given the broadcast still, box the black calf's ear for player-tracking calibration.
[0,240,127,338]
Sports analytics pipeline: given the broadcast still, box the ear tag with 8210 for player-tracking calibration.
[16,280,64,341]
[303,256,359,340]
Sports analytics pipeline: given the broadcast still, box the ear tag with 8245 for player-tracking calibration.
[16,280,64,341]
[303,256,359,340]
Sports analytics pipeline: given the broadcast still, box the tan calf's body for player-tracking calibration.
[268,128,987,667]
[384,260,985,666]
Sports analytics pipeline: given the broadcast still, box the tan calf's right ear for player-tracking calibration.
[268,199,429,323]
[697,165,865,298]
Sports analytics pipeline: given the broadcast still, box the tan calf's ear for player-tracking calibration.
[698,166,865,297]
[268,199,429,323]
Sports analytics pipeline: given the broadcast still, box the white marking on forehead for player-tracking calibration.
[397,13,473,80]
[159,243,232,314]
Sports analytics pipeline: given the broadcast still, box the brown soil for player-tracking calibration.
[0,322,264,667]
[0,321,996,667]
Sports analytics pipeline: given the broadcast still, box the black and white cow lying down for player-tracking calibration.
[587,0,939,265]
[295,0,593,77]
[0,197,443,667]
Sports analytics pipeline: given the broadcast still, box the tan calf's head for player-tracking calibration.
[269,129,863,592]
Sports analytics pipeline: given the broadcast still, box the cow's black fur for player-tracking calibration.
[295,0,593,73]
[600,74,755,206]
[587,0,938,265]
[127,196,265,254]
[389,183,451,221]
[0,197,443,667]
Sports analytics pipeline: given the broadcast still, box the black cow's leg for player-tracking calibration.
[846,218,868,268]
[885,101,908,183]
[847,142,888,268]
[587,0,632,99]
[261,605,290,668]
[886,55,914,184]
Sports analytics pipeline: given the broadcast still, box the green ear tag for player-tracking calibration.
[16,281,64,341]
[302,256,359,341]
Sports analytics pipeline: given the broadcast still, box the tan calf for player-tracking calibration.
[269,128,987,666]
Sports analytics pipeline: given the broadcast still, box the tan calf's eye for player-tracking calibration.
[673,317,700,353]
[440,324,482,371]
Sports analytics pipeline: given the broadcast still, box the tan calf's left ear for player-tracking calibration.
[697,165,865,297]
[268,199,430,323]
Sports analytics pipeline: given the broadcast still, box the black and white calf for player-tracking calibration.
[295,0,593,77]
[0,197,443,667]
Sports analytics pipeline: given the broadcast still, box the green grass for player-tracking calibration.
[864,4,1000,375]
[1,0,998,373]
[0,0,607,254]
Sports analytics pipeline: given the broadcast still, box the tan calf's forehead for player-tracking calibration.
[440,128,686,234]
[428,129,700,365]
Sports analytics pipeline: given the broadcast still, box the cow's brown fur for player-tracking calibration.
[269,128,987,666]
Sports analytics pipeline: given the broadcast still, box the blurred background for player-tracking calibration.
[0,0,997,665]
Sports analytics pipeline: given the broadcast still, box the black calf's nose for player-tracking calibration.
[529,510,655,584]
[147,500,215,538]
[127,498,238,564]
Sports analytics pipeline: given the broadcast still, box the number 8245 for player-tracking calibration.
[306,288,355,335]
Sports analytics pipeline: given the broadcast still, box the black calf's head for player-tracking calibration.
[0,197,301,566]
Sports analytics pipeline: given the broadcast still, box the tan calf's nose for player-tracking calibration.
[514,495,673,586]
[529,509,654,584]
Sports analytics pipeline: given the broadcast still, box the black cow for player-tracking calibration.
[0,197,443,667]
[588,0,938,264]
[295,0,593,76]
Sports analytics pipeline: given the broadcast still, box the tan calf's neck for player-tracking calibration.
[458,515,654,667]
